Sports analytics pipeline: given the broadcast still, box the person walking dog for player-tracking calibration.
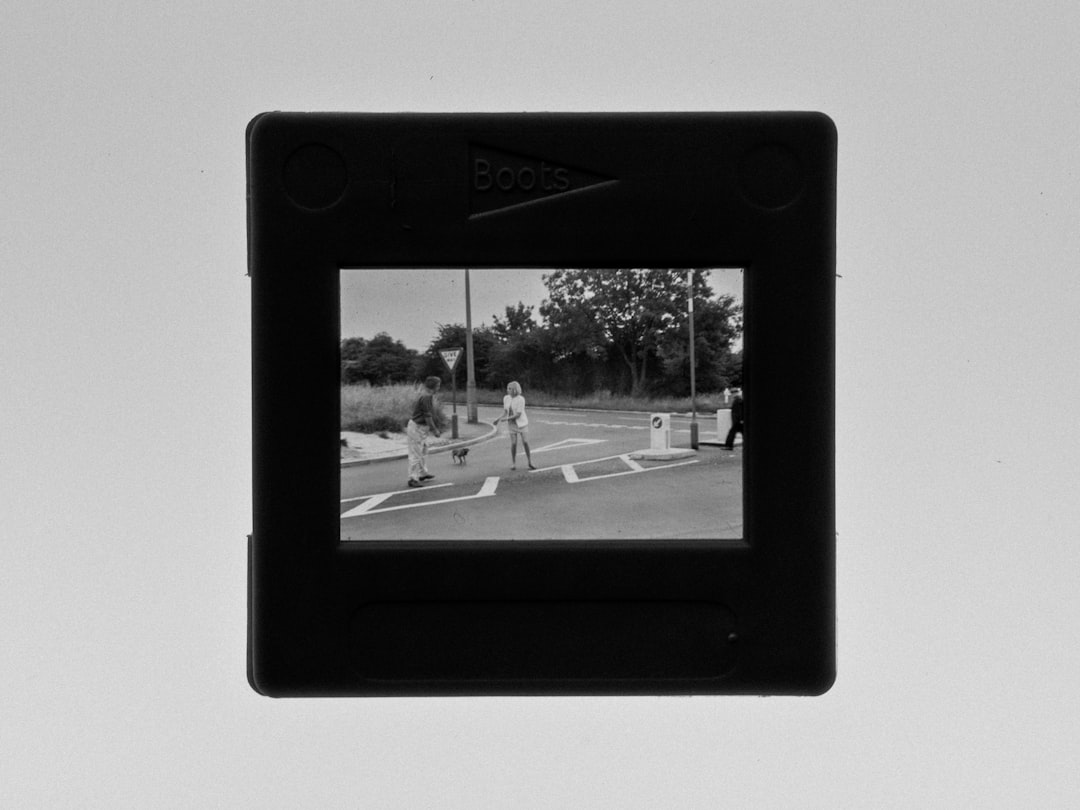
[406,376,442,487]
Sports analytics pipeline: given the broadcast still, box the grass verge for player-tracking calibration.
[341,384,448,433]
[472,387,730,413]
[342,384,731,431]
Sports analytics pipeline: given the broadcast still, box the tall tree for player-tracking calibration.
[348,332,417,385]
[340,336,368,384]
[657,295,743,394]
[491,302,538,341]
[540,269,718,396]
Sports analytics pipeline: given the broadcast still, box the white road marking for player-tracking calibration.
[340,482,452,504]
[538,420,649,430]
[573,459,699,483]
[531,438,607,454]
[340,493,395,518]
[340,477,500,519]
[531,452,636,473]
[534,452,700,484]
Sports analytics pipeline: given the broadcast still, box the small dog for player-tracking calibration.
[451,448,469,465]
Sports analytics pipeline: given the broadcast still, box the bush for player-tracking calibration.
[341,383,449,433]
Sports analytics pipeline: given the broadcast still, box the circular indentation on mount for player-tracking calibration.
[282,143,348,210]
[739,143,805,210]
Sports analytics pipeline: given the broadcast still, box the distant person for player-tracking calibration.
[724,389,744,450]
[493,381,536,470]
[406,376,442,487]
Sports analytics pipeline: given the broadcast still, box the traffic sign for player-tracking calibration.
[439,347,462,372]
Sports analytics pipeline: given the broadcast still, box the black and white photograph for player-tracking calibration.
[4,0,1080,807]
[339,268,744,541]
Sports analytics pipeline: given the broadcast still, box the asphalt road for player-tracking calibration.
[340,406,742,541]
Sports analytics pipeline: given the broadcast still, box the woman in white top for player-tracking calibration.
[493,381,536,471]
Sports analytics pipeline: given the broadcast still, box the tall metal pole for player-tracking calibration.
[465,268,478,423]
[688,269,699,449]
[450,365,459,438]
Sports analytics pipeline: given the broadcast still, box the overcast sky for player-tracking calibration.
[3,1,1079,807]
[341,267,743,349]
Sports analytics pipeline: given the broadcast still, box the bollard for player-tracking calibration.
[650,413,672,450]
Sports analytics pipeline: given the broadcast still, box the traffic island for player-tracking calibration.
[628,447,697,461]
[630,411,699,461]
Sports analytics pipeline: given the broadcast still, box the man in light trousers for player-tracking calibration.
[406,376,442,487]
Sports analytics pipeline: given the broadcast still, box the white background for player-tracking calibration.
[3,2,1078,807]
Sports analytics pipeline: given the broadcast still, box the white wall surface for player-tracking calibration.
[2,2,1078,807]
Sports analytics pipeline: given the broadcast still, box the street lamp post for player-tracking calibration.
[465,268,478,423]
[688,269,699,450]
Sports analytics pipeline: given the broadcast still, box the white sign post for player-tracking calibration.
[439,348,463,438]
[650,413,672,450]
